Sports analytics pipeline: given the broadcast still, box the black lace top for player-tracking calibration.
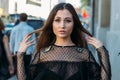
[17,45,111,80]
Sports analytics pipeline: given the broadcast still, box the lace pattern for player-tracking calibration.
[17,45,111,80]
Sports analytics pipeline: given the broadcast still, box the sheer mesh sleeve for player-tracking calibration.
[97,46,111,80]
[26,52,40,80]
[17,51,40,80]
[17,53,26,80]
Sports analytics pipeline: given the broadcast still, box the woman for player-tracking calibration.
[0,18,14,79]
[17,3,111,80]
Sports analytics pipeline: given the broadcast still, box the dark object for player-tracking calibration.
[13,54,32,74]
[118,52,120,56]
[0,32,9,79]
[27,19,44,30]
[27,62,101,80]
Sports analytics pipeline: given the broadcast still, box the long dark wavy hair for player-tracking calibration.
[33,3,92,53]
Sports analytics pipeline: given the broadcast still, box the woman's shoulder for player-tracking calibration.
[76,47,89,53]
[42,46,52,53]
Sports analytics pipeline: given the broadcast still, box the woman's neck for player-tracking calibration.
[55,37,75,46]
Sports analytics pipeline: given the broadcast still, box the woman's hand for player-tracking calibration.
[86,36,103,49]
[18,33,35,55]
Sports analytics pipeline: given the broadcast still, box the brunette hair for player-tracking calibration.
[0,18,5,32]
[33,3,92,52]
[19,13,28,21]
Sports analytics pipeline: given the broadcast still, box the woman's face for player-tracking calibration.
[52,9,74,39]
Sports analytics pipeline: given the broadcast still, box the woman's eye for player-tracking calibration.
[65,20,71,22]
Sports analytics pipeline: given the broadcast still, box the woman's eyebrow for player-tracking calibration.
[54,16,72,19]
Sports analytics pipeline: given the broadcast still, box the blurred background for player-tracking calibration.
[0,0,120,80]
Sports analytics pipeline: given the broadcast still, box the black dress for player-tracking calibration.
[0,32,9,79]
[17,45,111,80]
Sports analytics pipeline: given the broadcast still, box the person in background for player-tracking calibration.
[17,3,111,80]
[0,18,14,79]
[9,13,35,75]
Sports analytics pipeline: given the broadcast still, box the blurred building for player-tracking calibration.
[0,0,9,16]
[8,0,81,19]
[94,0,120,80]
[9,0,50,19]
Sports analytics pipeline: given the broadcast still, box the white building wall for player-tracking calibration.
[8,0,59,19]
[97,0,120,79]
[0,0,9,15]
[8,0,81,19]
[106,0,120,80]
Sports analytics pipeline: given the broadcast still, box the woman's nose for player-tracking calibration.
[60,21,65,28]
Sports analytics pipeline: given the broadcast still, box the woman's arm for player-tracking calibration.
[86,36,111,80]
[17,33,35,80]
[97,46,111,80]
[17,52,26,80]
[3,35,14,75]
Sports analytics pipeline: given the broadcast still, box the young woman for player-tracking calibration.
[0,18,14,79]
[17,3,111,80]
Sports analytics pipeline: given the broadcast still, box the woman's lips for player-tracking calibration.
[59,30,66,34]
